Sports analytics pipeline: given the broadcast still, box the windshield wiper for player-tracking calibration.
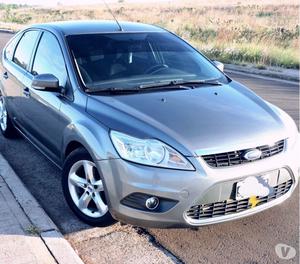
[139,79,222,89]
[86,87,140,94]
[86,82,191,94]
[86,79,222,94]
[173,79,223,86]
[138,79,188,89]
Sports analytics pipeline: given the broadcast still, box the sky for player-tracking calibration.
[1,0,162,6]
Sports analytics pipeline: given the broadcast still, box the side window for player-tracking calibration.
[13,30,39,70]
[32,31,67,87]
[4,34,21,61]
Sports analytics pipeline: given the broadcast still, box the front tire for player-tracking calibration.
[62,147,116,226]
[0,95,17,138]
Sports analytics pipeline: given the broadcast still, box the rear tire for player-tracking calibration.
[0,95,17,138]
[62,147,116,227]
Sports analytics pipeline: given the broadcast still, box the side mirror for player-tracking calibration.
[32,74,60,91]
[213,61,224,72]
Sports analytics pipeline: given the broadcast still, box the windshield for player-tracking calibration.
[67,32,228,91]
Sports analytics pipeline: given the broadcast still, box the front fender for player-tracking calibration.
[62,120,119,162]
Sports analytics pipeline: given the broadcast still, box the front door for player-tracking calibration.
[19,31,70,164]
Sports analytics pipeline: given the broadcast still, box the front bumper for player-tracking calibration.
[96,136,300,228]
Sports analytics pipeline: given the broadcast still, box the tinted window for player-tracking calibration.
[5,34,21,61]
[67,32,228,90]
[32,31,67,87]
[13,30,39,70]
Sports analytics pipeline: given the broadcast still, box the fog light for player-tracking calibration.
[121,193,178,212]
[145,197,159,210]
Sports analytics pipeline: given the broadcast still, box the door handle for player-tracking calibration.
[3,72,8,79]
[23,87,31,97]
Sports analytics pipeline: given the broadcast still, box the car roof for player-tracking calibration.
[31,20,166,35]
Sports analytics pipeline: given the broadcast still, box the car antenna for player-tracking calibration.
[102,0,124,32]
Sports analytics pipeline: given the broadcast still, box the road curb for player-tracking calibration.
[0,29,15,34]
[0,153,84,264]
[225,64,299,82]
[225,69,299,86]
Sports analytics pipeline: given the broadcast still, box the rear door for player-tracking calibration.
[1,30,40,122]
[19,31,70,164]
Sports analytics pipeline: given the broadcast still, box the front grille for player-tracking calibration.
[186,179,292,220]
[202,139,285,168]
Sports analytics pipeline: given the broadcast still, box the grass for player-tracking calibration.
[196,42,299,69]
[0,0,299,69]
[25,225,40,236]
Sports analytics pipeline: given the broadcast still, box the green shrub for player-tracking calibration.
[184,25,217,42]
[256,11,274,17]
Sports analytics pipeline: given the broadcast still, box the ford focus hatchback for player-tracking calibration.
[0,21,299,227]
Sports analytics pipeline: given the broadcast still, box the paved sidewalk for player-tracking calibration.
[0,175,56,264]
[0,154,84,264]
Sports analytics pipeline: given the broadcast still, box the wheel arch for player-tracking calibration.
[64,141,86,159]
[61,122,116,163]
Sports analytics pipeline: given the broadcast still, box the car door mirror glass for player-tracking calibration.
[31,74,60,91]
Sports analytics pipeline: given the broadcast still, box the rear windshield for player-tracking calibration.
[67,32,227,90]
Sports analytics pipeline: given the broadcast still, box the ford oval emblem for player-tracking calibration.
[243,149,262,161]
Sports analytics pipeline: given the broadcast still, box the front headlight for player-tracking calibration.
[110,130,194,170]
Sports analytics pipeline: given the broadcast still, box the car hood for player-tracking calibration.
[87,81,290,156]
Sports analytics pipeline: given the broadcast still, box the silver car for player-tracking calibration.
[0,21,299,227]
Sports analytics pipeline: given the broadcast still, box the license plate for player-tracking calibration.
[236,175,271,200]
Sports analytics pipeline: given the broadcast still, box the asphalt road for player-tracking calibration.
[0,32,299,264]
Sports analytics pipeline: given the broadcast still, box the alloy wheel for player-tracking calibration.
[0,96,7,132]
[68,160,108,218]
